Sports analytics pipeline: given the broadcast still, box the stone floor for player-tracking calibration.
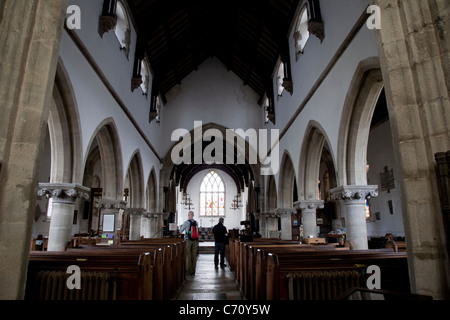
[175,243,243,300]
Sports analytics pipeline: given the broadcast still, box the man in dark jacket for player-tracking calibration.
[212,217,228,269]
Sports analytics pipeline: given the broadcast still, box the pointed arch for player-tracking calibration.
[160,122,263,212]
[125,150,145,208]
[337,57,383,186]
[84,118,124,199]
[278,151,297,208]
[266,174,277,212]
[146,167,158,212]
[298,121,337,201]
[47,58,83,184]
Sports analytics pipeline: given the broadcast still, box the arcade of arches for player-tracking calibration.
[0,0,449,300]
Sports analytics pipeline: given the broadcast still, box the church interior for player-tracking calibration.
[0,0,449,303]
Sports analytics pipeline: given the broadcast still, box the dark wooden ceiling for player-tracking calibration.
[126,0,300,103]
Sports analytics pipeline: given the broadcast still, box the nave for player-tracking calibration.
[175,242,243,301]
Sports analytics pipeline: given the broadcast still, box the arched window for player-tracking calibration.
[276,62,285,97]
[115,1,131,58]
[140,58,150,95]
[294,5,310,59]
[199,171,225,216]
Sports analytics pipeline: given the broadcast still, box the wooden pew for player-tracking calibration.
[385,240,407,252]
[234,239,303,288]
[26,248,160,300]
[118,239,186,298]
[264,250,409,300]
[93,239,186,298]
[26,239,186,300]
[242,243,350,300]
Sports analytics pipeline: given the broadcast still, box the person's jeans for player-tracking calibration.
[214,242,225,267]
[186,239,198,274]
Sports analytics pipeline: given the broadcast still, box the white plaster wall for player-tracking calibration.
[58,25,161,199]
[68,0,160,151]
[269,0,378,197]
[160,58,263,158]
[366,121,405,237]
[178,168,244,231]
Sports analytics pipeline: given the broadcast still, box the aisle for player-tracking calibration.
[176,250,243,300]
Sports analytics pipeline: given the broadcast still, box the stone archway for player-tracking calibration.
[146,168,158,212]
[84,119,124,200]
[296,122,337,238]
[278,151,297,208]
[125,151,145,209]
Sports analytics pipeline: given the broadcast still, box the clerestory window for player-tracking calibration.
[294,5,310,59]
[114,1,131,58]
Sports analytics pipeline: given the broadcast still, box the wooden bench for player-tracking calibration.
[26,239,186,300]
[26,249,158,300]
[118,239,186,298]
[385,240,407,252]
[240,242,351,299]
[264,250,409,300]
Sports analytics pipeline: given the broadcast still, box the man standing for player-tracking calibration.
[212,217,228,269]
[180,211,199,275]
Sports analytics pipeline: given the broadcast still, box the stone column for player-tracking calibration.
[127,208,145,240]
[141,213,151,238]
[274,208,297,240]
[147,213,164,238]
[0,0,68,299]
[294,200,324,238]
[331,185,378,250]
[373,0,450,299]
[37,184,90,251]
[254,212,269,238]
[95,199,127,244]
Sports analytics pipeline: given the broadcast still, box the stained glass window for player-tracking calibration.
[199,171,225,216]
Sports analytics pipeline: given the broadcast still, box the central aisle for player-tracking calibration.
[176,243,243,300]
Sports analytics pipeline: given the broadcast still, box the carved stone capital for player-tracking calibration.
[274,208,297,217]
[253,212,271,219]
[37,183,90,203]
[294,200,324,211]
[125,208,146,216]
[330,185,378,202]
[143,212,160,219]
[98,15,117,38]
[95,198,128,210]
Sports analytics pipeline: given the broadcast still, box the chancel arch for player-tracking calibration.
[160,122,263,217]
